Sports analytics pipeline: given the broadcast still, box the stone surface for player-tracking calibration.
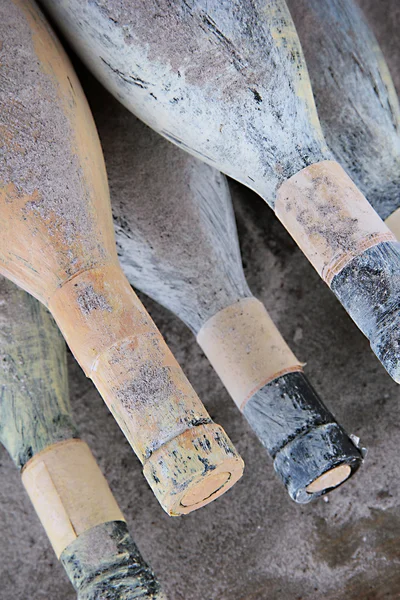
[0,1,399,598]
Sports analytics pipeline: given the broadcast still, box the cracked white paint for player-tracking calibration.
[40,0,330,204]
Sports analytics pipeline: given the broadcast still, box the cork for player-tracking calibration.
[143,423,243,516]
[306,464,351,494]
[275,160,395,285]
[197,298,303,409]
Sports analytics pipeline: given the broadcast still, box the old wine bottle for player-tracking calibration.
[0,0,243,515]
[288,0,400,241]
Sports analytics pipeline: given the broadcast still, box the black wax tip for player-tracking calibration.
[331,241,400,382]
[244,371,339,457]
[61,521,162,599]
[243,371,364,502]
[273,422,363,503]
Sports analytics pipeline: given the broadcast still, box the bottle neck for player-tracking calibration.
[48,263,244,514]
[48,264,210,461]
[197,297,303,410]
[275,160,395,286]
[61,521,165,598]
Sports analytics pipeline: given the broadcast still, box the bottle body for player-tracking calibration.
[39,0,329,203]
[287,0,400,221]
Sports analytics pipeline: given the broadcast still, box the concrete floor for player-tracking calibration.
[0,1,400,599]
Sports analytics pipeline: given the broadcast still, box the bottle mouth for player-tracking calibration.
[305,464,352,494]
[273,422,364,504]
[180,471,232,507]
[142,423,244,516]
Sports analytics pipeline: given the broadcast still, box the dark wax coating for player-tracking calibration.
[0,277,164,599]
[244,372,362,503]
[61,522,164,599]
[331,243,400,382]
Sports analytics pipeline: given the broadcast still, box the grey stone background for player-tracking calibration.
[0,1,399,598]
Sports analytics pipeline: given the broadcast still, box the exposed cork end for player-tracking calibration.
[181,471,231,507]
[243,371,364,501]
[142,423,244,516]
[306,464,352,494]
[273,422,363,503]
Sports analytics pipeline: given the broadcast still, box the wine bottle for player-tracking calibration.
[39,0,400,382]
[288,0,400,239]
[0,276,166,599]
[0,0,243,515]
